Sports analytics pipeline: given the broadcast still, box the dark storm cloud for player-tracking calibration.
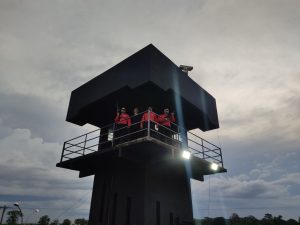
[191,145,300,218]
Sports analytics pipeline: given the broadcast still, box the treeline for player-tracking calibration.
[195,213,300,225]
[3,210,88,225]
[3,210,299,225]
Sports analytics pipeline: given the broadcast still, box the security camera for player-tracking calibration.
[179,65,193,74]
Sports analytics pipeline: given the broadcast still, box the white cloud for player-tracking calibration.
[0,128,93,220]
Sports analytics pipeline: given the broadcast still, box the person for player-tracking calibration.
[114,107,131,145]
[130,107,142,140]
[140,106,158,137]
[157,108,176,143]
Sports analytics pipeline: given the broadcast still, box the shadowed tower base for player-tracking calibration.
[89,158,194,225]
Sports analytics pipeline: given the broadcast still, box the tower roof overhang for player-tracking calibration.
[66,44,219,131]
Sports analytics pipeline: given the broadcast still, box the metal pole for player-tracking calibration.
[220,148,224,168]
[60,142,66,162]
[14,203,23,225]
[83,134,87,155]
[147,109,150,137]
[112,124,115,146]
[0,206,7,225]
[201,139,205,159]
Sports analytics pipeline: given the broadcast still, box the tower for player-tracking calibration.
[57,44,226,225]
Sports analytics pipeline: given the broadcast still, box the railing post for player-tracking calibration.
[147,109,150,137]
[83,134,87,155]
[220,148,224,168]
[112,124,115,146]
[201,139,205,159]
[60,142,66,162]
[181,129,188,149]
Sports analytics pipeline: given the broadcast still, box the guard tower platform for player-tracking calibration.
[57,111,226,179]
[57,44,226,225]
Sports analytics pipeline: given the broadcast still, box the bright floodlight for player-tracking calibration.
[211,163,219,171]
[182,150,191,160]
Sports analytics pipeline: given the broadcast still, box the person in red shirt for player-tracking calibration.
[140,106,158,138]
[157,108,176,143]
[114,107,131,145]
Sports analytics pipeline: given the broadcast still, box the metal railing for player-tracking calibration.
[60,110,224,167]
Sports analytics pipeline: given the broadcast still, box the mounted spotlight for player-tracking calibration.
[210,163,219,171]
[182,150,191,160]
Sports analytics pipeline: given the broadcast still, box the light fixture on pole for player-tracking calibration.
[13,202,23,225]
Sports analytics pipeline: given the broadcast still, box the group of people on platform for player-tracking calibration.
[114,106,176,144]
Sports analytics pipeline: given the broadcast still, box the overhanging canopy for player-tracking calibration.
[66,44,219,131]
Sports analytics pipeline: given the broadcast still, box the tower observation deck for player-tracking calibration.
[57,44,226,225]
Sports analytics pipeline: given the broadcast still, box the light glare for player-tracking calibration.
[182,150,191,159]
[211,163,219,171]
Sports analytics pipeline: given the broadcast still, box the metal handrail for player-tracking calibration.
[188,131,221,149]
[59,110,224,167]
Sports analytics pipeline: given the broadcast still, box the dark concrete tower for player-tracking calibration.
[57,44,226,225]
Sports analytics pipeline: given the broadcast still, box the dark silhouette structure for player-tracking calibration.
[57,44,226,225]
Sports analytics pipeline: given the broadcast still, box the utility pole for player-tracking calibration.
[0,206,7,225]
[0,205,12,225]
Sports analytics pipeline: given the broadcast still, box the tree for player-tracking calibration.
[264,213,273,220]
[74,218,88,225]
[38,215,50,225]
[6,210,22,225]
[202,217,214,225]
[262,213,274,225]
[286,219,298,225]
[274,215,285,225]
[213,217,226,225]
[61,219,71,225]
[243,215,259,225]
[229,213,240,225]
[50,219,59,225]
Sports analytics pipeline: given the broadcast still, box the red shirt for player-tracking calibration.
[115,113,131,127]
[140,111,157,128]
[157,113,175,127]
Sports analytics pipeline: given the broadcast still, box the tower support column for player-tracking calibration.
[88,159,194,225]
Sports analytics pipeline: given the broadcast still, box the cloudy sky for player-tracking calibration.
[1,0,300,222]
